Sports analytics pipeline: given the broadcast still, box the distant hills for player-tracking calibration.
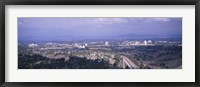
[103,33,182,40]
[18,33,182,42]
[116,34,160,39]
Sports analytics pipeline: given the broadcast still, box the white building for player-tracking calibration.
[148,40,152,44]
[74,43,85,48]
[105,41,109,46]
[144,40,148,45]
[84,43,88,47]
[135,41,140,45]
[79,45,85,48]
[28,43,38,47]
[74,43,79,47]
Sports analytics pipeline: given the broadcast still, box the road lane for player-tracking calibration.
[121,56,139,69]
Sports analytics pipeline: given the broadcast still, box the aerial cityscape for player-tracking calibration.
[18,17,182,69]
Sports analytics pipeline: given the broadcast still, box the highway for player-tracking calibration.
[121,56,139,69]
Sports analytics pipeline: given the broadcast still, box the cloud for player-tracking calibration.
[96,18,128,24]
[129,18,171,23]
[143,18,171,23]
[65,18,129,28]
[23,20,29,23]
[18,21,23,24]
[152,18,171,22]
[18,19,30,25]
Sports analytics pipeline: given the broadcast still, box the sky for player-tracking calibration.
[18,17,182,41]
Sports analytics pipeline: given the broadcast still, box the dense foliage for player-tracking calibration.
[18,54,116,69]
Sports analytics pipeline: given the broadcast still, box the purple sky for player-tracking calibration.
[18,17,182,41]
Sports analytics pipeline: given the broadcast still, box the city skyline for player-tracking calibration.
[18,17,182,69]
[18,17,182,41]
